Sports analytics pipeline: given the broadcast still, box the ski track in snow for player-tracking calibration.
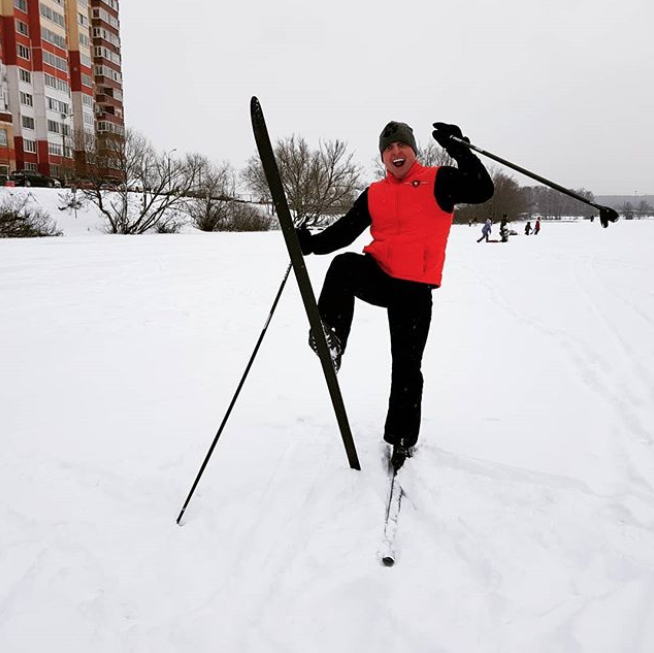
[1,201,654,653]
[460,237,654,503]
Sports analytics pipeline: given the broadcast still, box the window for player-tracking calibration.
[81,73,93,87]
[92,8,119,29]
[17,21,29,36]
[79,33,90,47]
[0,129,7,147]
[43,51,68,72]
[82,94,93,106]
[97,121,124,135]
[47,97,69,115]
[22,115,35,130]
[23,139,37,153]
[80,53,92,67]
[94,46,121,65]
[14,0,28,12]
[25,162,38,171]
[48,142,63,156]
[40,3,65,28]
[47,119,68,134]
[19,68,32,83]
[20,92,33,106]
[45,74,70,95]
[42,27,67,49]
[94,64,121,83]
[17,44,30,60]
[93,27,120,48]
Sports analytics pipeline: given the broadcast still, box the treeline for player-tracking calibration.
[5,128,650,237]
[453,178,597,224]
[59,129,654,232]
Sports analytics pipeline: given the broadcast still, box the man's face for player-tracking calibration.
[382,142,416,180]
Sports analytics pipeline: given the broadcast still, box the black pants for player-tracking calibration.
[317,253,432,446]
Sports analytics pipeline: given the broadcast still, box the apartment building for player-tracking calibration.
[0,0,124,181]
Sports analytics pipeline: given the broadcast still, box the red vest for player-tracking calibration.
[363,162,454,286]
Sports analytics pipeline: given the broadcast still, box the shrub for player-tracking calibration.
[190,199,273,232]
[0,194,62,238]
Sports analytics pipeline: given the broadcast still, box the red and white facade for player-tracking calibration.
[0,0,124,180]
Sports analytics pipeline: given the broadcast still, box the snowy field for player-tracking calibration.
[1,188,654,652]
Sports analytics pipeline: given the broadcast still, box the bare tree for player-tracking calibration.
[636,200,653,218]
[622,201,635,220]
[453,167,527,224]
[418,141,454,167]
[242,135,363,225]
[69,128,201,234]
[182,156,272,232]
[523,185,595,219]
[485,169,528,220]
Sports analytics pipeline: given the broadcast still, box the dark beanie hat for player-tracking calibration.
[379,121,417,158]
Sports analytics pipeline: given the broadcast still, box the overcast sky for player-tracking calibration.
[120,0,653,196]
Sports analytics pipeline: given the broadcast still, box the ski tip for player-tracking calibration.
[382,555,395,567]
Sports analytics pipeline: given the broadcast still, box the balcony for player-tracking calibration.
[95,93,123,108]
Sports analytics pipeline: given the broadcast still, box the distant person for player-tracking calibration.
[499,215,509,242]
[534,218,541,235]
[525,221,532,235]
[477,218,492,243]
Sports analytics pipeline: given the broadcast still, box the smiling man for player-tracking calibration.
[297,120,493,469]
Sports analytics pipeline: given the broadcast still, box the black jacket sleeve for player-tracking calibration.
[434,150,494,213]
[308,190,372,255]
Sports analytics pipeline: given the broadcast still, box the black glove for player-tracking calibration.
[296,226,313,255]
[432,122,470,158]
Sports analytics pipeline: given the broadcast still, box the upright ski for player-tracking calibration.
[250,96,360,471]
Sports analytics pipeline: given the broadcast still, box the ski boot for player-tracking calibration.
[390,439,414,471]
[309,324,343,372]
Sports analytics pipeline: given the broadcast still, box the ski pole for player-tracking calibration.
[176,262,293,525]
[450,136,620,228]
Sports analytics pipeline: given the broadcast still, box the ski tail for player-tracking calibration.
[380,446,403,566]
[380,469,402,566]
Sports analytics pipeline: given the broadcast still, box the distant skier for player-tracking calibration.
[534,218,541,235]
[296,120,493,469]
[477,218,492,243]
[525,221,532,235]
[499,215,510,242]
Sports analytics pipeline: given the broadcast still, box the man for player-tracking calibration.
[297,121,493,469]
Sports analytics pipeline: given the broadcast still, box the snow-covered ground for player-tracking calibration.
[1,188,654,652]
